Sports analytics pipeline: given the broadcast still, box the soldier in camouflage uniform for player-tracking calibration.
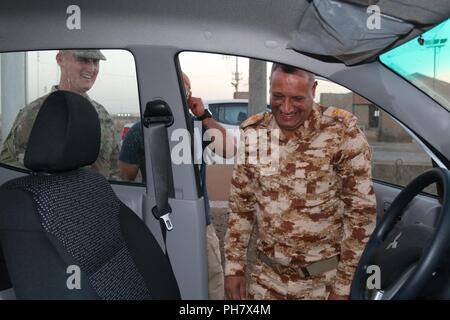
[0,50,119,179]
[224,63,376,300]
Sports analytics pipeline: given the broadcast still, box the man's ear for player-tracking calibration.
[56,51,64,67]
[311,80,318,98]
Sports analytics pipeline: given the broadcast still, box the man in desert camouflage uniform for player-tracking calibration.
[0,50,119,179]
[224,63,376,300]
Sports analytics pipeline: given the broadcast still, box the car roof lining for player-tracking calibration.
[287,0,450,66]
[2,0,449,66]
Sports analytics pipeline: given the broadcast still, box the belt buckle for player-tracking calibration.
[298,267,310,279]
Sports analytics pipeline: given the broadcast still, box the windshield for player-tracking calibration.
[380,18,450,111]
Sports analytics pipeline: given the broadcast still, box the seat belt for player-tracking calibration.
[143,99,175,255]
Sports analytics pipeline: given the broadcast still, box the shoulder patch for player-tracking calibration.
[240,112,268,129]
[323,106,357,127]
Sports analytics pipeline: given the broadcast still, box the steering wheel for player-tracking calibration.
[350,168,450,300]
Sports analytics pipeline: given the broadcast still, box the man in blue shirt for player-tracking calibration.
[118,122,145,181]
[118,73,236,299]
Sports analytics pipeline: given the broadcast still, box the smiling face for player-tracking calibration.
[270,66,317,136]
[56,51,100,95]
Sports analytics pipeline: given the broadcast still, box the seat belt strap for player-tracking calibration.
[143,100,175,254]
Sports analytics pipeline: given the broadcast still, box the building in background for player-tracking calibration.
[320,92,411,143]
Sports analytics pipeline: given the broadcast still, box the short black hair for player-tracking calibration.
[270,63,315,83]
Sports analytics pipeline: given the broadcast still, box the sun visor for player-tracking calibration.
[287,0,414,65]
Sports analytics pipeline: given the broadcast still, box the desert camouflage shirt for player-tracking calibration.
[0,86,120,179]
[224,103,377,296]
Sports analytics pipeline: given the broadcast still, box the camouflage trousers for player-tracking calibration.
[248,255,337,300]
[207,224,225,300]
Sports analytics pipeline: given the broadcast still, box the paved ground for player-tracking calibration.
[370,142,431,165]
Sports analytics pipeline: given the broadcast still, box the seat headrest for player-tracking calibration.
[24,90,101,173]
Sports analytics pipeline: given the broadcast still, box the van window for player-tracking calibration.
[208,102,248,125]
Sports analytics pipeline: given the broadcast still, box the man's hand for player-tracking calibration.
[225,275,246,300]
[188,96,237,158]
[187,96,206,118]
[118,160,139,181]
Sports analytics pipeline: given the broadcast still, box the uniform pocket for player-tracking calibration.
[306,163,332,195]
[302,159,335,208]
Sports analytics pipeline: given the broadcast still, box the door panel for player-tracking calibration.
[143,197,207,299]
[111,184,146,220]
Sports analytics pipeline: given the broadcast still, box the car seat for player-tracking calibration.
[0,91,180,299]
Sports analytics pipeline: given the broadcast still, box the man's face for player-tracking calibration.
[57,52,100,95]
[270,68,317,133]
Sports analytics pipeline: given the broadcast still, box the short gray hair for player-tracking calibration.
[270,63,315,83]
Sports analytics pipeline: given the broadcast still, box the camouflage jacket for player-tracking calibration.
[0,87,120,179]
[224,103,377,296]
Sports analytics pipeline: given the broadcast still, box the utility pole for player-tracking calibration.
[231,56,242,94]
[424,38,447,89]
[248,59,267,116]
[36,52,40,96]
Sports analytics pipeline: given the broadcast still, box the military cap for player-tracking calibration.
[64,49,107,61]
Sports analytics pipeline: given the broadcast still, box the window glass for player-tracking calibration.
[380,18,450,112]
[179,52,438,283]
[208,102,248,125]
[179,52,436,197]
[0,49,143,183]
[318,82,436,195]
